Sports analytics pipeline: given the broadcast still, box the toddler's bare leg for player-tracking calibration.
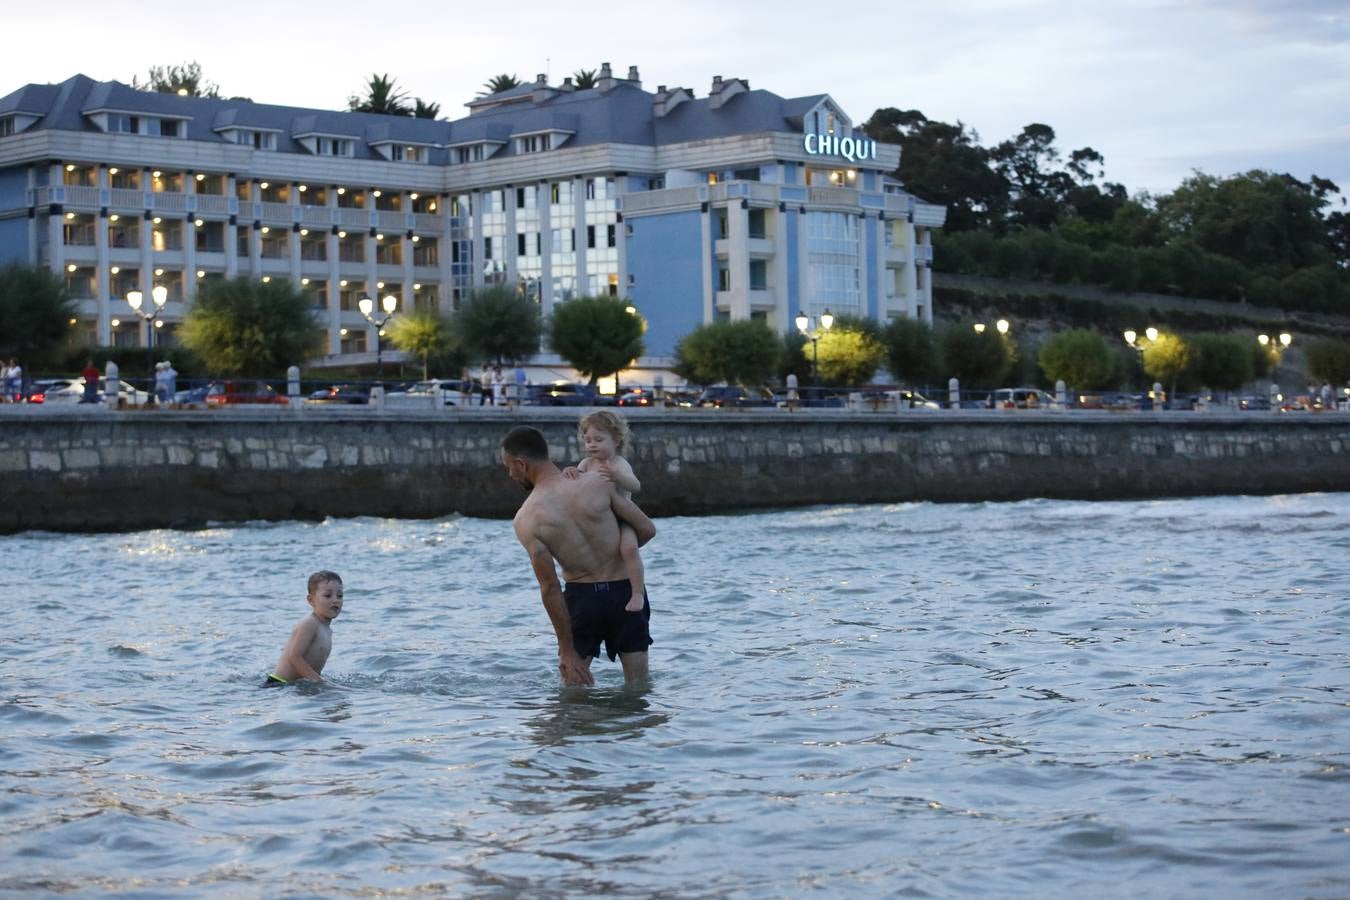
[619,523,646,611]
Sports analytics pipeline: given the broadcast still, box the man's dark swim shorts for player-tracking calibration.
[563,579,652,661]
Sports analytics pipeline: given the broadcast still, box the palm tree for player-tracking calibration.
[412,98,440,119]
[348,74,411,116]
[571,68,598,89]
[481,74,522,96]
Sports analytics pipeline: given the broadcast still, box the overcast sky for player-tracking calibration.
[4,0,1347,203]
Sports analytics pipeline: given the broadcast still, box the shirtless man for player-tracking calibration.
[500,425,657,686]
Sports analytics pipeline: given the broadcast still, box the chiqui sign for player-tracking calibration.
[802,133,878,162]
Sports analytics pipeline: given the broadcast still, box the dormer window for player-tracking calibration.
[156,119,182,138]
[108,114,139,134]
[0,117,15,137]
[518,135,547,154]
[316,137,353,157]
[391,145,423,163]
[235,129,277,150]
[456,144,484,164]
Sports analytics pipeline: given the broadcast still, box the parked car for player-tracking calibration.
[528,381,615,407]
[617,388,660,407]
[886,389,941,410]
[384,379,467,407]
[205,381,289,406]
[305,384,371,405]
[991,387,1056,409]
[28,377,149,406]
[777,386,847,408]
[696,385,776,408]
[174,384,212,406]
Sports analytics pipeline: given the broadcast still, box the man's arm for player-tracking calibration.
[513,517,594,686]
[609,490,656,546]
[278,618,323,681]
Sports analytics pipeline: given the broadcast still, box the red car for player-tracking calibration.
[204,381,289,406]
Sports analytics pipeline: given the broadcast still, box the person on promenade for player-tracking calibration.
[491,364,505,407]
[153,362,168,405]
[162,361,177,405]
[264,570,344,687]
[3,358,19,403]
[80,359,100,404]
[563,410,648,612]
[460,367,474,406]
[513,362,527,408]
[500,425,657,686]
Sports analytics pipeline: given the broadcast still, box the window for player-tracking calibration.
[391,145,423,163]
[518,134,548,154]
[649,176,665,190]
[517,233,527,256]
[107,114,139,134]
[455,144,484,164]
[606,224,616,248]
[237,130,277,151]
[733,167,760,182]
[483,236,493,260]
[586,225,595,249]
[317,137,352,157]
[0,117,14,137]
[156,119,182,138]
[749,260,767,291]
[718,265,730,292]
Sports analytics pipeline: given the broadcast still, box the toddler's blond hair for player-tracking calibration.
[577,409,630,456]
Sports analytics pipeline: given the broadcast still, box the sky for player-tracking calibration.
[4,0,1347,204]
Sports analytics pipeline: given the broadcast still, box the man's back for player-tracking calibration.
[519,473,625,583]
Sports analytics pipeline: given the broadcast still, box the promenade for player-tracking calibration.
[2,404,1348,533]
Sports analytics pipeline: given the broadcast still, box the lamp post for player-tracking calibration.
[358,293,399,376]
[1124,326,1159,406]
[1257,332,1292,377]
[794,308,834,387]
[126,285,167,405]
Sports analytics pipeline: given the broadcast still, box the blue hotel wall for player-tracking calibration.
[0,219,28,265]
[624,210,706,356]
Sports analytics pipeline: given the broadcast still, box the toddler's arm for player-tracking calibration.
[562,458,594,480]
[602,455,641,494]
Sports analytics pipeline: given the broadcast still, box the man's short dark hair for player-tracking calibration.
[501,425,549,461]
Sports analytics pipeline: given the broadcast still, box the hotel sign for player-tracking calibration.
[803,133,877,163]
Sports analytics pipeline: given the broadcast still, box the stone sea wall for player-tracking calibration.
[1,406,1348,533]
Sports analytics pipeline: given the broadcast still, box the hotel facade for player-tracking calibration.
[0,65,945,369]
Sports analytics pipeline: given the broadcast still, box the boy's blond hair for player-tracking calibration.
[578,409,630,455]
[307,570,342,596]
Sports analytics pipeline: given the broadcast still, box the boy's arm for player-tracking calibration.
[514,517,593,686]
[609,490,656,547]
[604,457,641,494]
[562,458,592,480]
[279,618,323,681]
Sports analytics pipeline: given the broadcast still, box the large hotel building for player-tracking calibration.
[0,65,945,370]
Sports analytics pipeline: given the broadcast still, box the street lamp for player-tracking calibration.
[1257,332,1293,384]
[126,284,168,404]
[794,308,834,387]
[358,293,399,376]
[1124,327,1160,404]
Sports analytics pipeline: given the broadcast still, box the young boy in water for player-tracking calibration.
[565,410,648,611]
[264,570,344,686]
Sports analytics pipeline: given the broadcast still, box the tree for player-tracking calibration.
[939,323,1012,388]
[412,98,440,120]
[673,320,781,386]
[0,264,77,367]
[131,61,220,98]
[815,316,885,387]
[777,330,812,383]
[572,68,599,89]
[1185,333,1254,393]
[1304,338,1350,386]
[481,74,522,96]
[388,309,454,380]
[348,73,411,116]
[180,278,324,376]
[1141,332,1191,397]
[454,286,541,365]
[1038,330,1114,390]
[861,108,1007,232]
[547,296,645,385]
[882,317,937,385]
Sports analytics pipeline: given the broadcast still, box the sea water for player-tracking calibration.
[1,494,1348,897]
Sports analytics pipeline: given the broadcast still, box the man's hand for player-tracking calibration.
[558,648,594,686]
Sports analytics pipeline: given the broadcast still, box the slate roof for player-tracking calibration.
[0,74,853,167]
